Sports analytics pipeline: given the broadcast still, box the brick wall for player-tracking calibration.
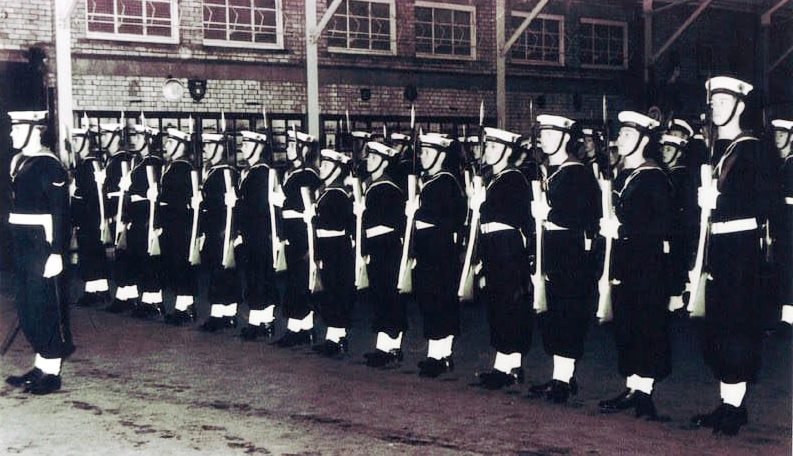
[0,0,53,59]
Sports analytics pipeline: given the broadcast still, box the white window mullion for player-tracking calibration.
[113,0,119,34]
[142,0,148,37]
[226,1,231,42]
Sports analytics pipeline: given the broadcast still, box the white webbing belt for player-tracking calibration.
[785,197,793,205]
[415,220,435,230]
[282,210,304,219]
[316,229,346,238]
[8,213,53,244]
[366,225,395,238]
[543,221,568,231]
[480,222,515,234]
[711,217,758,235]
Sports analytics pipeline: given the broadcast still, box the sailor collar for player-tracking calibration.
[487,167,526,191]
[618,164,665,196]
[548,161,584,183]
[714,134,759,177]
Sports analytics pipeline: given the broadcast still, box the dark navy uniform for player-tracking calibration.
[479,168,532,354]
[281,167,322,323]
[238,163,277,312]
[611,165,673,381]
[667,164,697,300]
[8,152,74,359]
[413,171,466,340]
[363,175,406,338]
[104,151,137,302]
[539,161,600,360]
[159,159,195,302]
[200,165,241,309]
[313,181,355,331]
[70,157,110,293]
[774,155,793,317]
[126,155,164,311]
[702,136,773,383]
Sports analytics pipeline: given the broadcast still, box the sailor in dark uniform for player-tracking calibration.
[198,132,241,332]
[390,132,413,193]
[473,127,532,390]
[236,130,278,340]
[271,130,322,347]
[359,141,406,368]
[5,111,74,395]
[598,111,673,419]
[659,133,695,313]
[126,122,165,319]
[691,77,775,435]
[102,122,140,313]
[770,119,793,326]
[527,115,600,403]
[409,134,466,377]
[70,126,111,307]
[310,149,355,356]
[581,128,608,179]
[159,128,199,325]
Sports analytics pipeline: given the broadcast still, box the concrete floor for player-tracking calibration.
[0,270,790,455]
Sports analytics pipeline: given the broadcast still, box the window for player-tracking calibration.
[510,13,564,66]
[203,0,284,49]
[85,0,178,43]
[327,0,396,55]
[415,2,476,59]
[579,19,627,69]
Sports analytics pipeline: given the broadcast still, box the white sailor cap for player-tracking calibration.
[582,128,594,136]
[706,76,753,98]
[9,110,48,123]
[618,111,660,131]
[167,128,191,142]
[390,132,410,142]
[771,119,793,131]
[241,130,268,143]
[669,119,694,137]
[351,131,372,140]
[202,133,225,143]
[320,149,351,164]
[100,123,123,133]
[130,124,159,136]
[287,130,316,144]
[366,141,399,158]
[537,115,575,131]
[484,127,521,145]
[660,134,687,148]
[71,128,88,136]
[420,133,453,149]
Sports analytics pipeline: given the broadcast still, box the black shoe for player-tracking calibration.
[164,307,196,326]
[418,357,454,378]
[274,329,315,348]
[476,368,524,390]
[363,349,403,368]
[240,323,275,341]
[131,303,164,320]
[715,404,748,436]
[543,379,578,404]
[634,391,658,419]
[5,368,43,388]
[599,389,638,413]
[311,338,349,357]
[199,316,238,332]
[691,404,725,428]
[24,374,61,395]
[75,291,109,307]
[105,298,135,314]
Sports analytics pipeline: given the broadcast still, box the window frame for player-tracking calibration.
[414,1,477,61]
[509,12,565,67]
[326,0,398,56]
[84,0,180,44]
[579,18,628,70]
[202,0,285,50]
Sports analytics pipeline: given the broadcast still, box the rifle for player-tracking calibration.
[114,159,131,250]
[458,101,485,300]
[220,114,237,269]
[146,165,161,256]
[396,104,418,293]
[188,116,203,266]
[529,99,548,314]
[350,115,369,289]
[595,95,614,323]
[263,108,287,272]
[685,79,720,318]
[300,187,323,292]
